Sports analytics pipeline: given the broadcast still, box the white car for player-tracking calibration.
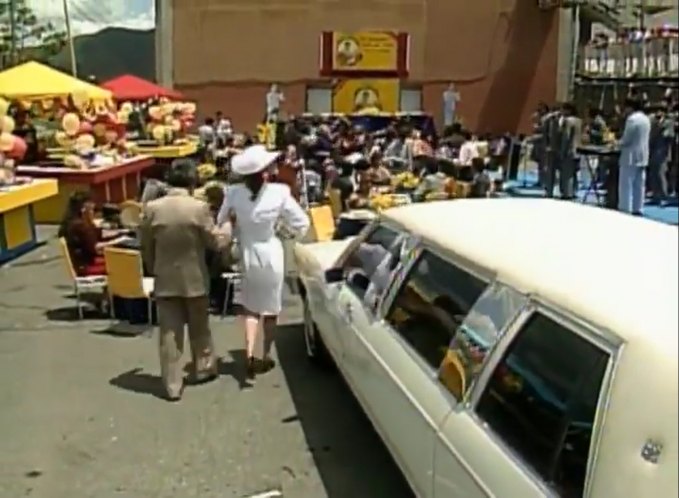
[293,198,678,498]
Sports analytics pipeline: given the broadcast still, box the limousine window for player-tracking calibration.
[341,224,401,300]
[438,283,528,401]
[475,312,609,498]
[384,249,488,369]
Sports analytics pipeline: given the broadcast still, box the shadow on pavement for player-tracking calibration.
[109,367,167,400]
[276,323,414,498]
[45,306,94,322]
[218,349,254,390]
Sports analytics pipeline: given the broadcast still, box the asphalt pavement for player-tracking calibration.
[0,231,413,498]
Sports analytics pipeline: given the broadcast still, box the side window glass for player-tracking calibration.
[384,250,488,369]
[341,224,400,299]
[475,312,609,498]
[438,283,528,401]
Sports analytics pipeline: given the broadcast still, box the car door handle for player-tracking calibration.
[345,302,353,322]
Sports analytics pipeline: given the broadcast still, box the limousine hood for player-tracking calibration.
[294,238,355,275]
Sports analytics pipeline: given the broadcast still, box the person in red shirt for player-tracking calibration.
[58,192,107,276]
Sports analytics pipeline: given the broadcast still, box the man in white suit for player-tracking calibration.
[618,96,651,215]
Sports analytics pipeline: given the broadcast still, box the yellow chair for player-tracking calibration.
[103,247,154,324]
[309,205,336,242]
[119,200,142,228]
[58,238,108,320]
[438,349,467,400]
[328,189,343,219]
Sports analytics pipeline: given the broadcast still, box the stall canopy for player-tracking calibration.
[0,61,112,102]
[100,74,183,101]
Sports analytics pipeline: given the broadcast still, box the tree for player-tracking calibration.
[0,0,67,69]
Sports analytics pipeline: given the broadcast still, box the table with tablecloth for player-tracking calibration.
[16,155,155,223]
[0,179,58,263]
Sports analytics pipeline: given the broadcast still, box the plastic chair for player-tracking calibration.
[58,238,107,320]
[221,272,242,317]
[119,200,142,228]
[103,247,154,324]
[328,189,343,219]
[309,205,336,242]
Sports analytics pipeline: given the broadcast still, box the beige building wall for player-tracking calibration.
[163,0,564,133]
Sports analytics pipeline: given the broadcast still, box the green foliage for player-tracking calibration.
[0,0,67,68]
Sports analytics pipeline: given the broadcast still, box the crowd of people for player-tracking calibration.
[531,91,678,214]
[195,111,509,209]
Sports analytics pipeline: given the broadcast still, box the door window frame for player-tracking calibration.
[336,219,410,316]
[377,241,496,379]
[461,299,623,498]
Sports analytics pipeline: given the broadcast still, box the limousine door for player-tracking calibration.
[341,247,493,498]
[433,304,614,498]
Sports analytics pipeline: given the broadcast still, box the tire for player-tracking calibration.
[302,293,332,368]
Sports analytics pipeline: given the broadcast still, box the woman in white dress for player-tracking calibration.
[218,145,310,379]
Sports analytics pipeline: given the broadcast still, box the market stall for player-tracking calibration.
[0,178,58,263]
[111,99,199,180]
[16,155,154,223]
[100,74,183,102]
[0,62,161,223]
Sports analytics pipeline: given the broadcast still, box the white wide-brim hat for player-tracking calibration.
[231,144,281,176]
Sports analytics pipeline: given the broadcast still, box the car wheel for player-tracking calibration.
[302,294,332,367]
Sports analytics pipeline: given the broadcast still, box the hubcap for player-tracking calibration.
[303,299,316,357]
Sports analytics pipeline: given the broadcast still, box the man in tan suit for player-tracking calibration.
[141,160,228,401]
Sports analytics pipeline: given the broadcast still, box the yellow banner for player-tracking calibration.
[332,32,398,72]
[332,79,399,114]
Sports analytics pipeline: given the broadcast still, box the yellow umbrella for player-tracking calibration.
[0,61,112,103]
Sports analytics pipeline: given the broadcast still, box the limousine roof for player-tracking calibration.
[385,199,678,351]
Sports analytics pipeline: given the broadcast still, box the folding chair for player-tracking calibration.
[58,238,107,320]
[309,205,336,242]
[221,272,242,317]
[328,189,343,219]
[103,247,154,325]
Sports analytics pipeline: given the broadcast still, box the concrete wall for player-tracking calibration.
[167,0,563,134]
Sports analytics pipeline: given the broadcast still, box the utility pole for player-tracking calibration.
[62,0,77,76]
[9,0,17,65]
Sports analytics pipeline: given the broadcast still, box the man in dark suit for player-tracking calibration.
[543,104,563,197]
[558,102,583,200]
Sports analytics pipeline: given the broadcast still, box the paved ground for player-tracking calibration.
[0,230,413,498]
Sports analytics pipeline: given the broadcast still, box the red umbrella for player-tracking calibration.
[100,74,183,101]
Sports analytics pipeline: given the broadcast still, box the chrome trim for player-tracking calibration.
[466,409,560,498]
[421,239,496,284]
[641,439,664,464]
[340,223,410,322]
[434,414,502,498]
[530,294,623,350]
[583,343,622,498]
[377,239,423,319]
[467,302,538,409]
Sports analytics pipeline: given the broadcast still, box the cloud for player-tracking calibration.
[26,0,155,36]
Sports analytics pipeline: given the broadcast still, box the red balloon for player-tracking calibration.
[7,136,27,160]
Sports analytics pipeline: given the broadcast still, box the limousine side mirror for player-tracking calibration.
[324,268,344,284]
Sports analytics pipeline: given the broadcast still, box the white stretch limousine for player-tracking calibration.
[293,198,678,498]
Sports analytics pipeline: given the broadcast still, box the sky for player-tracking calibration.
[27,0,155,37]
